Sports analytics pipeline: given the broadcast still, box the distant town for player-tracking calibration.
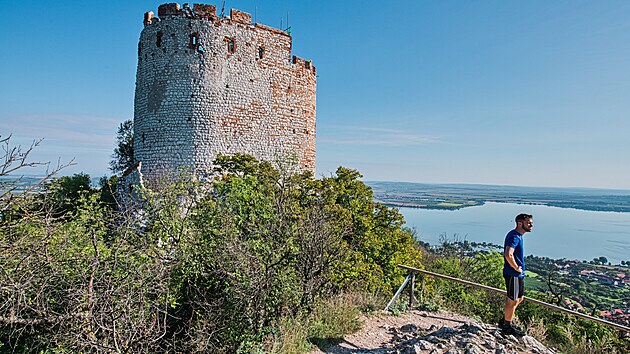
[525,256,629,326]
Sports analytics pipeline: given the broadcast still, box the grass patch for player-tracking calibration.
[271,291,383,353]
[436,202,463,207]
[525,270,539,278]
[525,276,547,292]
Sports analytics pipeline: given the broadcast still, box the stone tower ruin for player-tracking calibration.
[132,3,316,182]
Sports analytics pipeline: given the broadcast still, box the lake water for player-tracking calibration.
[399,202,630,265]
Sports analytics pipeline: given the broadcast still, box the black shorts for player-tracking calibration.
[504,275,524,300]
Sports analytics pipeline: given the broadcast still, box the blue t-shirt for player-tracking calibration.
[503,229,525,278]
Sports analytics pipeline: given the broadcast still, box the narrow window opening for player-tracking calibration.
[189,33,204,53]
[156,31,163,47]
[142,132,146,144]
[189,32,199,48]
[227,39,236,54]
[258,47,264,59]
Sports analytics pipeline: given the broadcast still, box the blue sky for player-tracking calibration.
[1,1,629,189]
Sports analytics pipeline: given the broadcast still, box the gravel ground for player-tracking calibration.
[311,309,475,353]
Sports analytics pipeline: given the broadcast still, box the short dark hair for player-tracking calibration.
[515,213,533,223]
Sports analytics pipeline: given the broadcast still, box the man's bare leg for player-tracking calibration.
[503,297,525,335]
[504,297,519,321]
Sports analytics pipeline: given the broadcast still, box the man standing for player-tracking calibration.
[500,213,533,336]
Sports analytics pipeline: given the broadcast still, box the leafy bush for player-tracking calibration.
[0,153,423,352]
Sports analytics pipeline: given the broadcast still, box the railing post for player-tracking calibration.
[421,275,426,303]
[409,271,415,308]
[384,273,412,312]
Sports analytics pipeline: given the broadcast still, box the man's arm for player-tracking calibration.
[504,246,522,274]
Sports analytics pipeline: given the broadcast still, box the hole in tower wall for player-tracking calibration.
[189,33,205,53]
[258,47,264,59]
[156,31,163,47]
[225,37,236,54]
[189,33,200,49]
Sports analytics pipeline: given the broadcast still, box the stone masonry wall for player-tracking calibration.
[134,3,316,182]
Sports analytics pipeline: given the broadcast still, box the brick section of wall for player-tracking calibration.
[193,4,216,19]
[157,3,180,17]
[134,3,316,182]
[230,9,252,25]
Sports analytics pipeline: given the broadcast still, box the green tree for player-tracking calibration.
[44,173,95,217]
[98,175,119,208]
[110,119,134,175]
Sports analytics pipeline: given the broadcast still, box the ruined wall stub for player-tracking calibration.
[134,3,317,182]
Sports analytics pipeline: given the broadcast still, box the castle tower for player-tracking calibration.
[133,3,316,182]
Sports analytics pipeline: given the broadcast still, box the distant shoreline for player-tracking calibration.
[368,181,630,213]
[378,200,485,211]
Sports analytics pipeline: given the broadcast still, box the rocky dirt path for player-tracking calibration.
[311,309,554,353]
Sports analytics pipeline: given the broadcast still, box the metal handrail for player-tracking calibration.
[388,264,630,333]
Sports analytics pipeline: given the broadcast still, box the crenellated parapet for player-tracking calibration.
[144,4,253,25]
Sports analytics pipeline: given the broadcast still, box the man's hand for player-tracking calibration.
[515,266,523,274]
